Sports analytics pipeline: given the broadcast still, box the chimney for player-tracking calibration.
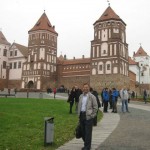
[82,55,84,59]
[64,54,66,60]
[133,51,135,56]
[73,57,75,60]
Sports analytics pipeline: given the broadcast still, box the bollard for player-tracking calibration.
[44,117,54,146]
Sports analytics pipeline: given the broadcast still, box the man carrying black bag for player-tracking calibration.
[78,83,98,150]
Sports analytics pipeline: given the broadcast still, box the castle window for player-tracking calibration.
[10,51,13,56]
[14,62,17,69]
[18,61,21,68]
[99,65,102,71]
[107,64,110,70]
[14,50,17,56]
[3,61,6,69]
[141,72,144,76]
[103,50,106,54]
[9,63,12,69]
[3,49,7,56]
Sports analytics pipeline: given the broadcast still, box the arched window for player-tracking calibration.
[98,62,104,74]
[106,61,111,74]
[101,43,108,56]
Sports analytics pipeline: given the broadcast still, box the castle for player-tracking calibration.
[0,6,150,93]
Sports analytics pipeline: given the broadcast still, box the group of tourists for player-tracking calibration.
[101,87,130,113]
[66,83,148,150]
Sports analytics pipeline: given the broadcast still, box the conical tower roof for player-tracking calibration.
[94,6,126,25]
[133,46,148,57]
[28,12,58,35]
[0,31,10,45]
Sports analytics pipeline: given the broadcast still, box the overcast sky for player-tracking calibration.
[0,0,150,59]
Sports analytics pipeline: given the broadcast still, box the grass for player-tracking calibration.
[0,98,102,150]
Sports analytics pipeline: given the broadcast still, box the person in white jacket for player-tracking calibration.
[120,87,130,113]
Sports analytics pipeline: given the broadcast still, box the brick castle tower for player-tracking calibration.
[90,6,129,90]
[21,11,58,90]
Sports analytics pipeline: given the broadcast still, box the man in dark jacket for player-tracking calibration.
[75,86,82,113]
[102,88,109,112]
[90,87,101,126]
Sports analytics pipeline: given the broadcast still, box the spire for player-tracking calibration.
[94,6,126,25]
[28,12,58,35]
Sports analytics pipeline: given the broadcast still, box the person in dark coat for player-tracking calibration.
[68,86,76,114]
[112,88,118,113]
[90,87,101,126]
[101,89,105,107]
[102,88,109,112]
[75,86,82,113]
[143,89,147,104]
[109,89,113,109]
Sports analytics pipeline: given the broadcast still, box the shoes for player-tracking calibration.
[111,111,114,113]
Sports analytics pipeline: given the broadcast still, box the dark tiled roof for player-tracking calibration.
[63,58,91,65]
[0,31,10,45]
[133,46,148,57]
[28,12,58,35]
[11,42,28,57]
[94,6,126,25]
[128,56,138,65]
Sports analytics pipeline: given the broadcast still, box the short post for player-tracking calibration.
[44,117,54,146]
[39,92,43,99]
[27,89,29,98]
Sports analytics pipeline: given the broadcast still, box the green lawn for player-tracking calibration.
[0,98,102,150]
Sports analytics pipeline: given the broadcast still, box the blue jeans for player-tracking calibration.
[122,99,129,112]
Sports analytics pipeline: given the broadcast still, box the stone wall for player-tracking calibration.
[8,80,22,90]
[90,74,130,92]
[59,76,90,90]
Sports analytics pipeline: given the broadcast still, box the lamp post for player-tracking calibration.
[6,64,10,88]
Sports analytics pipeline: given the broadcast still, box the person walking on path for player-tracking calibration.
[112,88,118,113]
[143,89,147,104]
[53,88,57,99]
[68,86,76,114]
[78,83,98,150]
[102,88,109,113]
[120,87,130,113]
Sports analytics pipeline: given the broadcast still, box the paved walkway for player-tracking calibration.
[57,101,150,150]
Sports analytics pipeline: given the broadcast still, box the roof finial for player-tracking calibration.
[139,43,142,47]
[107,0,110,6]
